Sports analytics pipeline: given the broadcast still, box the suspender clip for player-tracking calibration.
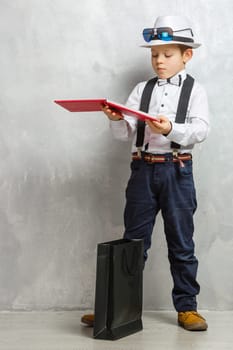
[172,149,185,168]
[137,147,142,159]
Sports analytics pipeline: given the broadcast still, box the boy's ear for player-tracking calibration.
[183,48,193,64]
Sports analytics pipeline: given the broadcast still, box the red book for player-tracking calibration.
[54,98,159,122]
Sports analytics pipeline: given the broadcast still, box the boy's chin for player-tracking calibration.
[156,70,170,79]
[157,73,169,79]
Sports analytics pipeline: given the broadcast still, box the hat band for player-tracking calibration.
[153,34,194,43]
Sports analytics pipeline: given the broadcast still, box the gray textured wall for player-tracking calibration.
[0,0,232,311]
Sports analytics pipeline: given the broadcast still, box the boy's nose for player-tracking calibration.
[156,54,164,63]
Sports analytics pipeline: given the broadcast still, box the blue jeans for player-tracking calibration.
[123,155,200,312]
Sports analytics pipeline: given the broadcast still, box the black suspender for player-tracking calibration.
[170,74,194,149]
[135,74,194,151]
[136,77,158,150]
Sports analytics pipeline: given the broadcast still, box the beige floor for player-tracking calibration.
[0,311,232,350]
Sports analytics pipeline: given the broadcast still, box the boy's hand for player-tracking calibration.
[146,115,172,135]
[102,105,123,121]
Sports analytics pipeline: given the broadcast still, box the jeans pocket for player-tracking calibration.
[130,159,141,171]
[178,160,193,177]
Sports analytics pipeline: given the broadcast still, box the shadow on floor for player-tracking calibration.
[144,311,177,326]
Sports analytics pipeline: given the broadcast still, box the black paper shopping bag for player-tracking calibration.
[93,238,144,340]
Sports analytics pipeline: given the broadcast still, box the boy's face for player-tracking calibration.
[151,44,193,79]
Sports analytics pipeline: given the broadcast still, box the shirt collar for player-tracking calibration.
[177,69,187,83]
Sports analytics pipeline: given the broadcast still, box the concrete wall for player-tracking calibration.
[0,0,232,311]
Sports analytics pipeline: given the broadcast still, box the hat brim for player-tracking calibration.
[140,40,201,49]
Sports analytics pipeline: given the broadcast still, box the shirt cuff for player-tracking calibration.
[166,122,185,143]
[163,122,172,137]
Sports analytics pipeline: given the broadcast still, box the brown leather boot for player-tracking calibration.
[178,311,208,331]
[81,314,94,327]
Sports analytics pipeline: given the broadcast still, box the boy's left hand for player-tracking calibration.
[146,115,172,135]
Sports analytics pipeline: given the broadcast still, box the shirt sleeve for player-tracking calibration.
[166,82,210,147]
[109,82,146,141]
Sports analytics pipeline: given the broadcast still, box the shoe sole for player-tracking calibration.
[81,317,94,327]
[178,321,208,331]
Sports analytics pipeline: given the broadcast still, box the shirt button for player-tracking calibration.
[165,93,168,96]
[161,104,164,107]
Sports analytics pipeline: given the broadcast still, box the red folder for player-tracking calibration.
[54,98,159,122]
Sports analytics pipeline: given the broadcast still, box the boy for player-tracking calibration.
[82,15,209,331]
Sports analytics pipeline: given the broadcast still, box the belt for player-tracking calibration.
[132,152,192,163]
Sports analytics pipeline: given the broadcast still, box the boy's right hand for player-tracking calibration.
[102,104,123,121]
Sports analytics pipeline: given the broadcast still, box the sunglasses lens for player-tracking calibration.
[143,28,154,42]
[158,31,173,41]
[143,27,174,42]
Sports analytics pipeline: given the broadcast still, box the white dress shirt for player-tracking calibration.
[110,70,209,154]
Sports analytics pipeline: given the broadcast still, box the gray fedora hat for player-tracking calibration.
[141,15,201,49]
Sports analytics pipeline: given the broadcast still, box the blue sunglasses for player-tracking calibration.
[142,27,194,43]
